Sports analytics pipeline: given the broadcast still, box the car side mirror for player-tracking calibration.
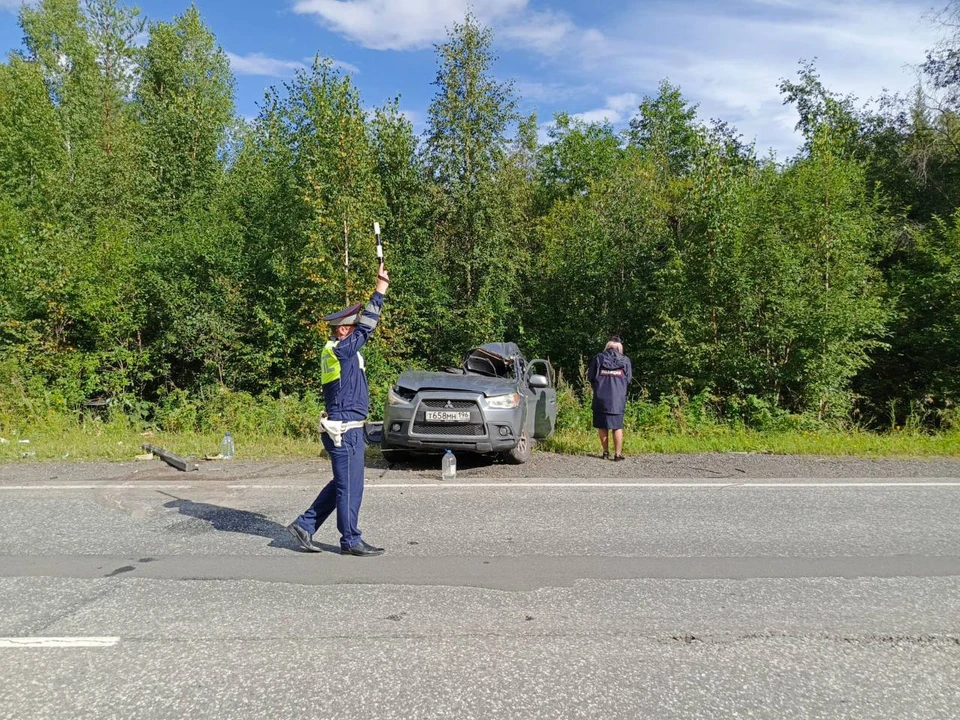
[528,374,549,388]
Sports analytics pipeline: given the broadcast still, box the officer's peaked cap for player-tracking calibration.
[323,302,363,326]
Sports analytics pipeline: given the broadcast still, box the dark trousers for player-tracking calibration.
[295,427,365,549]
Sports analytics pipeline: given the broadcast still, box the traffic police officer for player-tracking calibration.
[287,269,390,556]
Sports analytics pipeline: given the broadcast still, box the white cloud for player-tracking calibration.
[227,52,307,77]
[573,93,639,125]
[514,80,590,106]
[500,10,575,55]
[292,0,527,51]
[288,0,940,157]
[226,52,358,78]
[536,120,554,146]
[530,0,940,157]
[0,0,32,11]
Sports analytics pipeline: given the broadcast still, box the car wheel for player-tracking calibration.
[503,432,533,464]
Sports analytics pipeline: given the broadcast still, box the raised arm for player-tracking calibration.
[334,269,390,359]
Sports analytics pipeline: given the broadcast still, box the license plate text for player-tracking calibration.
[425,410,470,422]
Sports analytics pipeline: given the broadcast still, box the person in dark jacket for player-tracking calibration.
[587,336,633,460]
[287,269,390,556]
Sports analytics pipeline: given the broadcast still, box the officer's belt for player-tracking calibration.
[319,412,366,447]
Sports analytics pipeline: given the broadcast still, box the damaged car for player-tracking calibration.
[380,342,557,464]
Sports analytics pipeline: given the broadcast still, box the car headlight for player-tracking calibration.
[387,387,412,406]
[485,392,520,409]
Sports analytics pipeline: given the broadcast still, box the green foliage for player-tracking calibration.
[862,212,960,423]
[537,112,622,207]
[138,5,234,213]
[292,58,384,322]
[778,61,862,157]
[369,101,447,368]
[154,387,323,437]
[628,80,702,174]
[0,3,958,450]
[424,13,523,350]
[0,55,66,212]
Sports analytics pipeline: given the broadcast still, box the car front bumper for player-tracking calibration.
[383,391,523,454]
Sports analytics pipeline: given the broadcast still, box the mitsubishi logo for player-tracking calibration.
[444,401,454,409]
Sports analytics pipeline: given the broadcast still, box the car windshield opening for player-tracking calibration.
[463,347,514,378]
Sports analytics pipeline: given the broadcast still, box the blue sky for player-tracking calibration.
[0,0,944,157]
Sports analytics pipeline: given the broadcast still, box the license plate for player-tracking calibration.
[425,410,470,422]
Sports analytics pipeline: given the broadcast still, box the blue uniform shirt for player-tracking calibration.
[321,291,384,421]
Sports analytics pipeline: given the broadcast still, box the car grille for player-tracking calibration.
[420,399,475,409]
[412,423,485,436]
[414,398,485,437]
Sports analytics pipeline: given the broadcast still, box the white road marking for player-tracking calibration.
[0,485,196,490]
[356,481,960,489]
[0,480,959,490]
[395,482,960,488]
[0,637,119,648]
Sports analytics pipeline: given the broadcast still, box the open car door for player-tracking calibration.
[526,359,557,439]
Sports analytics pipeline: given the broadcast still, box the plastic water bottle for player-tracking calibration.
[220,431,235,459]
[441,449,456,481]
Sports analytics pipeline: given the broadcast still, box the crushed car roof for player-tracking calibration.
[468,342,522,360]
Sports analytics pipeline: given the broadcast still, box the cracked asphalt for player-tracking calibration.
[0,452,958,719]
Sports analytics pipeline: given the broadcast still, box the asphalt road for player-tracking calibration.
[0,454,958,719]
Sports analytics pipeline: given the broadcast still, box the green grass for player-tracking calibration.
[0,424,321,463]
[542,426,960,457]
[1,419,958,463]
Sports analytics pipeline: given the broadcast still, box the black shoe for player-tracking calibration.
[287,523,323,553]
[613,454,625,462]
[601,451,609,460]
[341,540,385,557]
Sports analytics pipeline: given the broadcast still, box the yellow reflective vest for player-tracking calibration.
[321,340,365,385]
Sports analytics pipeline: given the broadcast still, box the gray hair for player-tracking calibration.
[604,340,623,354]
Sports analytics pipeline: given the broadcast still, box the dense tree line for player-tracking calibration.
[1,0,958,430]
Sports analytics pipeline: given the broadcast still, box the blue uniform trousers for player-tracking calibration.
[295,427,366,549]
